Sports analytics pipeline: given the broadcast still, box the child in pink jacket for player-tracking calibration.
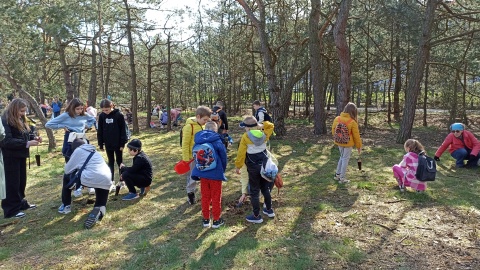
[392,139,427,192]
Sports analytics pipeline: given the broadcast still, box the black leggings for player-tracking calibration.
[106,149,123,181]
[61,174,109,207]
[122,171,151,194]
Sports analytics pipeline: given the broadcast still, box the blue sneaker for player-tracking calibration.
[262,208,275,218]
[122,193,139,201]
[246,214,263,224]
[58,204,71,214]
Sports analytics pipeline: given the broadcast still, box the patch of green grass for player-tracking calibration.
[1,114,479,269]
[0,248,11,261]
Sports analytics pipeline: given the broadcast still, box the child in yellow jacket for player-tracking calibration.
[182,106,211,204]
[235,116,274,224]
[331,102,362,183]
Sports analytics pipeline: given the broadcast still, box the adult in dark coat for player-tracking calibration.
[0,99,42,218]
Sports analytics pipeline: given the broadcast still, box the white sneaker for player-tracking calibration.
[109,182,116,193]
[339,178,350,184]
[334,174,341,181]
[73,187,83,198]
[88,188,95,195]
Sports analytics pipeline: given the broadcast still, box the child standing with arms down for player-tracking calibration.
[235,116,275,224]
[119,139,153,200]
[331,102,362,184]
[182,106,211,205]
[97,99,128,189]
[392,139,428,193]
[192,121,227,228]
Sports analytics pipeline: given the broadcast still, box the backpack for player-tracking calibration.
[415,151,436,181]
[192,143,217,171]
[334,117,353,144]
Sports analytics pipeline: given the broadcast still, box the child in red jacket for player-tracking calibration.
[434,123,480,168]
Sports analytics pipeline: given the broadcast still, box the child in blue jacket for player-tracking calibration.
[191,121,227,228]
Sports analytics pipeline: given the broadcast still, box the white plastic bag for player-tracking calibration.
[261,151,278,182]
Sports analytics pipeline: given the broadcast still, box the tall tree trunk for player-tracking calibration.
[364,20,370,128]
[166,35,172,131]
[309,0,327,135]
[236,0,285,136]
[393,52,401,122]
[104,33,113,98]
[97,0,105,100]
[123,0,139,134]
[396,0,439,143]
[88,36,98,106]
[55,37,76,102]
[423,61,429,127]
[333,0,352,115]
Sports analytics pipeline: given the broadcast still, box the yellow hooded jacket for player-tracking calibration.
[182,117,204,161]
[331,112,362,149]
[235,121,274,169]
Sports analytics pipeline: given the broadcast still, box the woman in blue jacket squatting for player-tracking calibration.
[191,121,228,228]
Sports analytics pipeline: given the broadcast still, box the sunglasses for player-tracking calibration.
[452,130,462,133]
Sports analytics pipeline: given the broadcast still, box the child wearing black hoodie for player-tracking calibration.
[97,99,128,190]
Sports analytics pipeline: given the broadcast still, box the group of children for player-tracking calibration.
[0,97,153,229]
[2,96,472,229]
[180,100,276,228]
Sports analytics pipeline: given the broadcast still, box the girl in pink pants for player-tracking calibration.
[392,139,427,192]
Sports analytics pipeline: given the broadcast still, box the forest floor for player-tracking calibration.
[0,111,479,269]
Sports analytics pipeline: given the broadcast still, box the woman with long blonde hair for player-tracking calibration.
[0,98,42,218]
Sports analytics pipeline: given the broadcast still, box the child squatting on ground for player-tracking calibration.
[61,139,112,229]
[392,139,428,193]
[191,121,228,228]
[332,102,362,184]
[434,122,480,168]
[119,139,153,201]
[181,106,211,205]
[235,116,275,224]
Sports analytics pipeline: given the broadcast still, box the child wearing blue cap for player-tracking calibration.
[434,123,480,168]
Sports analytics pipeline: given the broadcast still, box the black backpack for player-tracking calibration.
[415,151,436,182]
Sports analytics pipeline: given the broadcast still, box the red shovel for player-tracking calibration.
[174,159,194,174]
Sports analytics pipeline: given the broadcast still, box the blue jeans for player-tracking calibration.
[451,148,479,167]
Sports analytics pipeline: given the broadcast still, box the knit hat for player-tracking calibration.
[71,138,86,152]
[450,123,464,131]
[127,139,142,150]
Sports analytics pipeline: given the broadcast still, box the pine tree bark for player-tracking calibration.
[333,0,352,115]
[123,0,139,134]
[396,0,440,143]
[236,0,285,135]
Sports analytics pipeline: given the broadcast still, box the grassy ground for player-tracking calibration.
[0,112,479,269]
